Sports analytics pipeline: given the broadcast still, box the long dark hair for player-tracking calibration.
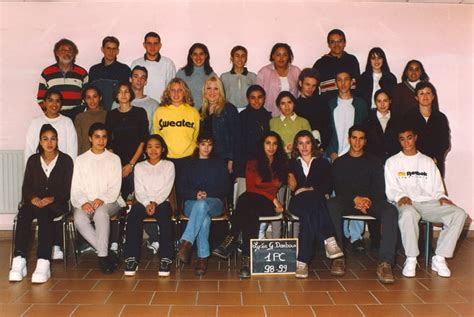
[36,124,58,154]
[192,132,215,160]
[365,47,391,74]
[290,130,322,159]
[256,131,288,183]
[182,43,213,76]
[401,59,430,82]
[144,134,168,160]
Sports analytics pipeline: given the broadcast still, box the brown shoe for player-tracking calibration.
[377,262,395,284]
[330,258,346,276]
[195,257,208,276]
[177,240,193,264]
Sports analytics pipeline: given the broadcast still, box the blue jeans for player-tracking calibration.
[181,198,224,258]
[343,219,364,243]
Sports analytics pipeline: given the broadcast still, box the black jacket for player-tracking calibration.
[356,71,397,111]
[364,109,401,164]
[289,157,332,196]
[295,95,330,150]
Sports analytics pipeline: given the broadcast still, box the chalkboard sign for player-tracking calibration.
[250,238,298,275]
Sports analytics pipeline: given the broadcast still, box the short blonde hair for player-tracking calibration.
[201,75,226,119]
[160,78,194,107]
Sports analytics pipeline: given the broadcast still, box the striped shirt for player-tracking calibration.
[37,63,89,110]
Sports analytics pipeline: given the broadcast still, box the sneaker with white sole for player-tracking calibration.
[124,257,139,276]
[158,258,172,277]
[324,237,344,259]
[110,242,119,253]
[9,256,27,282]
[146,241,160,255]
[31,259,51,283]
[295,261,308,279]
[431,255,451,277]
[402,257,418,278]
[52,245,64,260]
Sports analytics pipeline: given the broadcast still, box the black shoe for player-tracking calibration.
[98,256,114,274]
[108,252,119,270]
[239,256,251,279]
[212,235,235,259]
[124,257,138,276]
[159,258,172,277]
[352,239,365,253]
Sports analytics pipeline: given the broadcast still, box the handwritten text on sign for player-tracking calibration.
[250,239,298,275]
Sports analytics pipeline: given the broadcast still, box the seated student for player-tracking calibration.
[403,82,450,177]
[177,133,229,276]
[123,135,175,277]
[287,130,343,279]
[213,131,287,278]
[294,68,330,150]
[71,123,122,274]
[327,125,398,284]
[385,127,467,278]
[75,85,107,155]
[9,124,73,283]
[234,85,271,199]
[220,45,257,111]
[176,43,216,110]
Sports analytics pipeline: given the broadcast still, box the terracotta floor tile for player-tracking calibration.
[197,292,241,305]
[121,305,170,317]
[265,305,315,317]
[404,303,459,316]
[313,305,363,316]
[218,306,265,317]
[152,291,197,305]
[259,280,303,291]
[286,291,332,305]
[417,277,465,290]
[381,278,427,291]
[242,292,287,305]
[415,290,467,303]
[52,279,97,291]
[134,280,178,291]
[340,280,386,291]
[132,270,164,279]
[219,280,260,292]
[61,291,111,304]
[49,270,90,279]
[23,304,76,317]
[83,269,123,279]
[201,271,240,280]
[315,270,358,280]
[328,291,378,304]
[0,289,28,303]
[17,290,68,304]
[0,303,31,317]
[172,270,203,280]
[455,289,473,302]
[448,303,474,316]
[71,304,123,317]
[350,269,380,279]
[93,279,138,291]
[177,280,218,291]
[358,304,411,317]
[371,290,423,304]
[299,280,344,291]
[106,291,154,304]
[170,305,216,317]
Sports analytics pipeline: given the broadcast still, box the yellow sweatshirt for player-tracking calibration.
[152,104,200,158]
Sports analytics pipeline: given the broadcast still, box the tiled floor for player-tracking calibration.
[0,236,472,317]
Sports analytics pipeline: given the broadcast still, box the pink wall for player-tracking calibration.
[0,2,472,227]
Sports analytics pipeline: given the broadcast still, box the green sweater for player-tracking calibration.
[270,115,311,152]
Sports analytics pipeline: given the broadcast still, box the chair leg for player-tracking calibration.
[69,221,79,265]
[10,217,17,268]
[62,220,67,270]
[424,222,431,270]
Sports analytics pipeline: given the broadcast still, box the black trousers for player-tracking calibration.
[14,205,56,260]
[326,197,398,264]
[230,192,276,256]
[289,191,336,263]
[123,201,173,260]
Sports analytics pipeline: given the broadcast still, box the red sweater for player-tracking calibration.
[245,160,281,201]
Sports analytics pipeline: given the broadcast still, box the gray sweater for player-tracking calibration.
[176,66,215,110]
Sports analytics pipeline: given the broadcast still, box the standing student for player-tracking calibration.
[257,43,301,116]
[123,135,175,277]
[213,131,288,278]
[220,46,257,111]
[71,123,122,274]
[356,47,397,111]
[176,43,216,110]
[177,133,228,276]
[9,125,73,284]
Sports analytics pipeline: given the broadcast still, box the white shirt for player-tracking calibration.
[40,153,59,178]
[131,56,176,102]
[377,110,391,133]
[280,76,290,91]
[71,149,122,208]
[371,72,383,109]
[134,159,175,207]
[24,114,78,165]
[334,98,355,156]
[297,157,315,177]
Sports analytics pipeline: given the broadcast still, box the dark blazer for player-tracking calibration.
[295,95,330,150]
[22,151,73,215]
[356,71,397,111]
[364,109,401,164]
[289,157,332,196]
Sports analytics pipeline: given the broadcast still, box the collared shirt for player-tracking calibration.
[297,156,315,177]
[40,153,59,178]
[279,113,297,122]
[377,110,391,133]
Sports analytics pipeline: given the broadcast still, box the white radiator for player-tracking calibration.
[0,150,24,214]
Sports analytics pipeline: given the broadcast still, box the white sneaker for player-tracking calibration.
[324,237,344,259]
[402,257,418,278]
[52,245,64,260]
[31,259,51,283]
[110,242,119,252]
[295,261,308,279]
[146,241,160,255]
[9,256,27,282]
[431,255,451,277]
